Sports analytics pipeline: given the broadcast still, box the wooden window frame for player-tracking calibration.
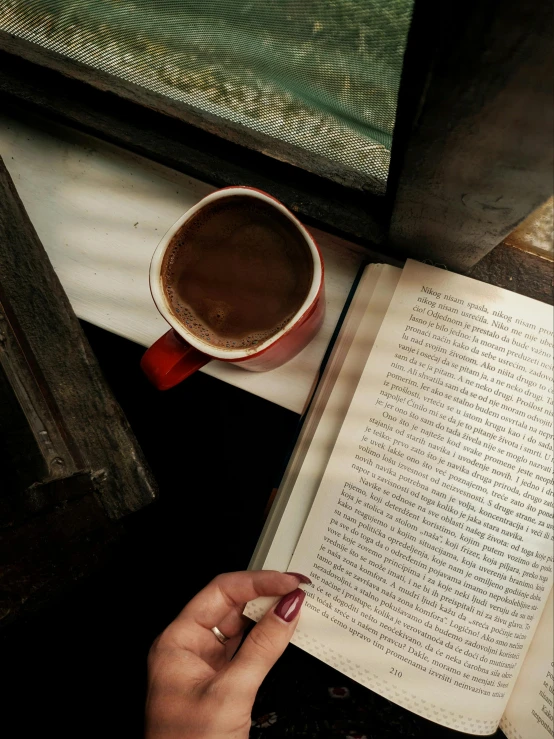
[0,0,552,292]
[0,157,156,626]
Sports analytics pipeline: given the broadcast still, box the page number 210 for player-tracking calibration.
[390,667,403,678]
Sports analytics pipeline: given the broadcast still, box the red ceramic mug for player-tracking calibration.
[141,187,325,390]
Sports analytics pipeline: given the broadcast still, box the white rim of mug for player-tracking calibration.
[149,187,323,360]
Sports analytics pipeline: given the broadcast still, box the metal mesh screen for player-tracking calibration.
[1,1,413,192]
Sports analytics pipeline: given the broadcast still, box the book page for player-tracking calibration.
[501,592,553,739]
[249,264,385,570]
[248,264,401,572]
[251,261,553,735]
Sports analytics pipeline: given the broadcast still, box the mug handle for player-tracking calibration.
[141,329,210,390]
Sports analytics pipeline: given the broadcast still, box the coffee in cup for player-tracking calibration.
[161,194,314,351]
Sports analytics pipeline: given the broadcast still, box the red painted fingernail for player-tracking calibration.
[284,572,312,584]
[274,588,305,623]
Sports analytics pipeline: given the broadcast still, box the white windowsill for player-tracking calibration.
[1,108,370,414]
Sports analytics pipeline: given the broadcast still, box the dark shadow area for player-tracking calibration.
[1,321,300,738]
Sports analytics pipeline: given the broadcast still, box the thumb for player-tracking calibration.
[223,588,306,696]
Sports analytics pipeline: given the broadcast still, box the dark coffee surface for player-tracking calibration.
[162,195,314,349]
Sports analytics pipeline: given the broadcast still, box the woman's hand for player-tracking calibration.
[145,570,309,739]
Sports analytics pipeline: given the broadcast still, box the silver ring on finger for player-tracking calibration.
[211,626,230,645]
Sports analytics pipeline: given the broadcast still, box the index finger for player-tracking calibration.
[177,570,305,630]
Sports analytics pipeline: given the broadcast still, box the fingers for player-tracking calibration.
[162,571,308,667]
[217,608,250,645]
[221,587,306,696]
[175,570,305,633]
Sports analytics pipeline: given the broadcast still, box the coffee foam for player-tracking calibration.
[161,196,313,350]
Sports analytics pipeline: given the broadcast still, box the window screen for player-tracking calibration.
[2,1,413,193]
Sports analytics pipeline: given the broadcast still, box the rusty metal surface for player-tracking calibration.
[503,196,553,255]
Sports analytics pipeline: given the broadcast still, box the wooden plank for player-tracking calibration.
[0,155,156,519]
[0,152,157,625]
[467,244,554,306]
[0,279,83,489]
[387,0,554,271]
[0,359,51,494]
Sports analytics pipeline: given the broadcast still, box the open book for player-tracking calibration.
[245,260,554,738]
